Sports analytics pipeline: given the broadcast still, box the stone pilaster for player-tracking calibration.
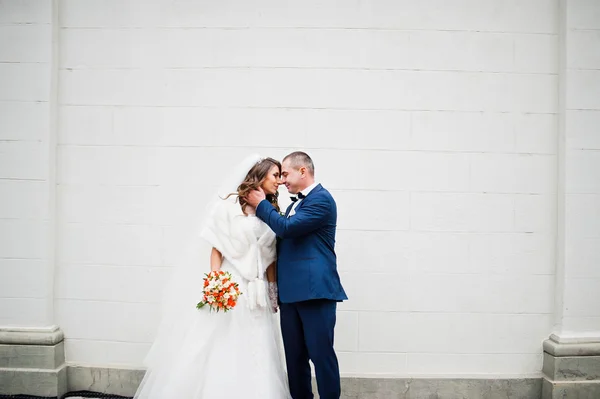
[0,1,63,395]
[543,1,600,397]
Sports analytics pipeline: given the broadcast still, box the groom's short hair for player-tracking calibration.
[283,151,314,176]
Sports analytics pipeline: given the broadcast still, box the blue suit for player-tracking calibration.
[256,184,347,399]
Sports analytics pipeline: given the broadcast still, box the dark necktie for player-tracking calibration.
[290,192,306,202]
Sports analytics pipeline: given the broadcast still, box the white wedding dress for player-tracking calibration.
[134,197,291,399]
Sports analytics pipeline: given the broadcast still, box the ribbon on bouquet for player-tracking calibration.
[246,278,267,311]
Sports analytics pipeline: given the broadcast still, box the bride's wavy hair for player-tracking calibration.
[227,157,281,213]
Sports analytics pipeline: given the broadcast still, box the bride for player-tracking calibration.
[134,154,291,399]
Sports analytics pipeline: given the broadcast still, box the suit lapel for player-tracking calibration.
[294,184,323,214]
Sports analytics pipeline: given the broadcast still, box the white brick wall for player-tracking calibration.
[51,0,560,377]
[6,0,598,379]
[0,0,56,327]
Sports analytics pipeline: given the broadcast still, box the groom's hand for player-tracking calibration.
[247,187,266,208]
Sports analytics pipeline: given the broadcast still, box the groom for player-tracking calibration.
[247,151,347,399]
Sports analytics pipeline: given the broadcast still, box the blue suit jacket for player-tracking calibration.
[256,184,347,303]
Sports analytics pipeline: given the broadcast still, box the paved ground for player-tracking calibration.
[62,395,131,399]
[65,396,131,399]
[65,397,131,399]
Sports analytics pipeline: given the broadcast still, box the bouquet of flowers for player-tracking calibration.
[196,270,242,312]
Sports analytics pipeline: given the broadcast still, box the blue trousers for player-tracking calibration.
[280,299,340,399]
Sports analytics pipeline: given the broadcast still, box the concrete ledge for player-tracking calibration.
[0,364,67,397]
[337,377,541,399]
[544,335,600,357]
[67,366,145,397]
[0,326,64,346]
[543,378,600,399]
[543,353,600,382]
[0,341,65,369]
[66,365,542,398]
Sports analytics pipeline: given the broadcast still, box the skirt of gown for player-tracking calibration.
[134,259,291,399]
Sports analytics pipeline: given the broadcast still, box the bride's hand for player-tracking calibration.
[268,282,279,313]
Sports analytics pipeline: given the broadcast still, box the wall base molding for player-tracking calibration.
[64,365,542,399]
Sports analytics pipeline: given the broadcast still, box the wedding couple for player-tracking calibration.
[134,151,347,399]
